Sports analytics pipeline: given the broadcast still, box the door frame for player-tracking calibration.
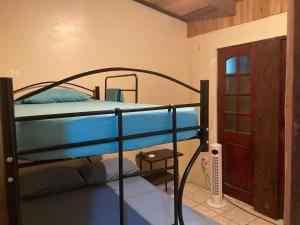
[284,0,300,224]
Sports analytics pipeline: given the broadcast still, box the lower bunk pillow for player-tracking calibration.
[79,158,140,185]
[20,167,85,199]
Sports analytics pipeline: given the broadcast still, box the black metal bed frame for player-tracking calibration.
[105,74,138,103]
[0,67,209,225]
[13,81,100,100]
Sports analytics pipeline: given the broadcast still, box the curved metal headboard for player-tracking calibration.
[16,67,200,101]
[14,81,95,97]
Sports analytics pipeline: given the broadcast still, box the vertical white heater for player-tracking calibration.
[207,143,226,208]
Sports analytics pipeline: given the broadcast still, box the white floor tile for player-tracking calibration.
[213,215,239,225]
[224,195,253,210]
[233,211,257,225]
[260,216,283,225]
[183,182,202,194]
[248,218,274,225]
[193,204,219,218]
[186,189,210,204]
[168,184,283,225]
[224,197,283,225]
[182,196,199,208]
[220,207,247,221]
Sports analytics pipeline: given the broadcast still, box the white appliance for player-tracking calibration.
[207,143,226,208]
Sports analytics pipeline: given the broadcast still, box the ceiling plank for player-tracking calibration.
[188,0,288,37]
[173,0,210,16]
[182,5,216,21]
[134,0,187,22]
[204,0,236,15]
[143,0,164,4]
[158,0,209,16]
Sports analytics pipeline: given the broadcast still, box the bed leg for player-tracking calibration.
[135,74,138,103]
[0,78,22,225]
[178,80,209,225]
[172,106,179,225]
[94,86,100,100]
[178,144,206,224]
[116,108,125,225]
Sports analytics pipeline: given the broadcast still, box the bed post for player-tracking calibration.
[0,78,21,225]
[178,80,209,225]
[172,106,179,225]
[134,74,138,103]
[94,86,100,100]
[200,80,209,150]
[116,108,125,225]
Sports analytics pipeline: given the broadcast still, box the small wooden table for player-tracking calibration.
[137,149,183,191]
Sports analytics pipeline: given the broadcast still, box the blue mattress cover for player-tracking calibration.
[21,176,219,225]
[15,100,198,160]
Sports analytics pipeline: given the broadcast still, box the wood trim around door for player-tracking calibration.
[284,0,300,224]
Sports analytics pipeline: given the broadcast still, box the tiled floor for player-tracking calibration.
[163,183,284,225]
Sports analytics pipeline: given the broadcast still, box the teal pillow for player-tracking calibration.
[105,89,124,102]
[19,88,90,104]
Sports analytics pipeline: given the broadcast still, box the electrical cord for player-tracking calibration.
[223,196,277,225]
[201,158,211,188]
[201,157,278,225]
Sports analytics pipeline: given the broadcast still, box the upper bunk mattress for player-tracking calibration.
[15,100,198,160]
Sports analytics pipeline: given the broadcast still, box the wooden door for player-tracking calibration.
[218,37,286,219]
[218,44,255,204]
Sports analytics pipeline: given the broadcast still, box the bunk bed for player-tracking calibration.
[0,67,217,225]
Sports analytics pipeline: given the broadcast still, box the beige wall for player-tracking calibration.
[188,13,288,188]
[0,0,190,105]
[0,0,191,159]
[0,0,192,219]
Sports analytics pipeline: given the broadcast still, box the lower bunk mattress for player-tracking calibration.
[21,176,218,225]
[15,100,198,160]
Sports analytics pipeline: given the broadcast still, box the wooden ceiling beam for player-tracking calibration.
[182,5,216,21]
[134,0,187,22]
[204,0,236,15]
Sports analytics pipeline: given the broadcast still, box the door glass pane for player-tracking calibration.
[226,57,236,74]
[238,116,251,133]
[239,56,251,73]
[225,77,236,93]
[225,114,236,131]
[225,96,236,112]
[239,76,251,93]
[238,96,251,113]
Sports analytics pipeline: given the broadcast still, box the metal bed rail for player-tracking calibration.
[16,104,203,225]
[105,74,138,103]
[13,81,100,100]
[0,68,208,225]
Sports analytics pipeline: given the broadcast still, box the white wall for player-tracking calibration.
[188,13,288,188]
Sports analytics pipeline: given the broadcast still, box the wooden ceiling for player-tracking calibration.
[135,0,288,38]
[134,0,240,22]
